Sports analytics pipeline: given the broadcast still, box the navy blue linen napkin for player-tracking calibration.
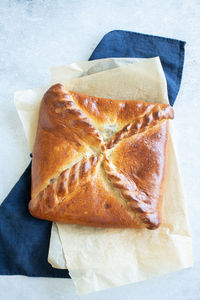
[0,30,186,278]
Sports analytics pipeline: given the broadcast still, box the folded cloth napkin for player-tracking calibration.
[0,30,186,278]
[90,30,186,106]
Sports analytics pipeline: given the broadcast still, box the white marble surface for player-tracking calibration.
[0,0,200,299]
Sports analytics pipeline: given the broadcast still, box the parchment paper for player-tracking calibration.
[14,57,193,295]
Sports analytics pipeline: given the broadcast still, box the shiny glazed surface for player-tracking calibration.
[29,84,174,229]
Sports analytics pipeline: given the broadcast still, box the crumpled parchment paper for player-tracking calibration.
[14,57,193,295]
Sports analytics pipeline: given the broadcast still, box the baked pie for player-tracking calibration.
[29,84,174,229]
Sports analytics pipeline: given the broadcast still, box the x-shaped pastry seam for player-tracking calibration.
[32,85,173,229]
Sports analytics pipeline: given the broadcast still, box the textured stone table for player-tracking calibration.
[0,0,200,299]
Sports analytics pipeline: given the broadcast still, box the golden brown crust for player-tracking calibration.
[104,122,169,229]
[29,84,174,229]
[29,155,143,228]
[106,105,174,149]
[68,90,173,134]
